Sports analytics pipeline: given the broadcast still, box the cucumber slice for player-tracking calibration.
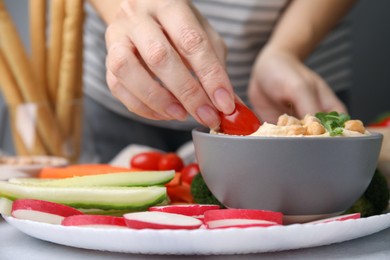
[8,178,54,184]
[0,197,13,216]
[8,170,175,187]
[0,181,167,210]
[78,199,170,216]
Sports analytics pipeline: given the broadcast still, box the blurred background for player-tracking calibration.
[1,0,389,124]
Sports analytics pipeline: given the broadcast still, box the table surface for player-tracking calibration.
[1,216,390,260]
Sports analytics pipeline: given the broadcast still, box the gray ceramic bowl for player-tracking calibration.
[192,127,383,217]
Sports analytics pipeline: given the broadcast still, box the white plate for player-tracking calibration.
[3,213,390,255]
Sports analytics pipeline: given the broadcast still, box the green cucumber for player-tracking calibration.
[0,197,13,216]
[78,199,170,216]
[8,178,54,184]
[8,170,175,187]
[0,181,167,210]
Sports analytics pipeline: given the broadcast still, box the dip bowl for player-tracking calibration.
[192,127,383,221]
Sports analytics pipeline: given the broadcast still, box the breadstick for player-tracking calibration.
[29,0,48,101]
[47,0,65,105]
[0,0,64,156]
[0,49,47,155]
[56,0,84,143]
[70,2,85,163]
[69,38,85,162]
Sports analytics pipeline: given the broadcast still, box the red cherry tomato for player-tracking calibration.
[369,112,390,127]
[158,153,184,172]
[130,151,163,170]
[219,101,261,135]
[181,163,200,184]
[369,118,390,127]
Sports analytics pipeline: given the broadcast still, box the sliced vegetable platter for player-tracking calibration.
[3,212,390,255]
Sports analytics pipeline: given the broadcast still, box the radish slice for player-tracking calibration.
[204,209,283,229]
[62,215,127,228]
[206,219,278,229]
[124,211,203,230]
[148,204,220,217]
[307,213,361,224]
[11,199,83,224]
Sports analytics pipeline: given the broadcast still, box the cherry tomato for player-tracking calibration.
[158,153,184,172]
[369,112,390,127]
[130,151,163,170]
[181,163,200,184]
[219,101,261,135]
[369,118,390,127]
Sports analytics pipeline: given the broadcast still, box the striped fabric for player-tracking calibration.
[83,0,352,129]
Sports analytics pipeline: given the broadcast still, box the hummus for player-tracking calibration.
[214,114,370,137]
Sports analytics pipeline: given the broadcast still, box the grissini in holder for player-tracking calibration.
[0,49,46,155]
[0,0,64,156]
[70,2,85,163]
[29,0,48,103]
[56,0,84,161]
[47,0,65,106]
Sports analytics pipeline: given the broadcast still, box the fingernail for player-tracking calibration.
[213,88,235,114]
[196,105,220,129]
[166,103,188,121]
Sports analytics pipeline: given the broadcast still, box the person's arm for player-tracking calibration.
[267,0,357,60]
[248,0,357,123]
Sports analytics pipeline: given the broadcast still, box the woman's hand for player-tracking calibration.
[248,47,347,124]
[103,0,235,129]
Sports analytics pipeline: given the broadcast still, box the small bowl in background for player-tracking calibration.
[0,156,68,180]
[192,127,383,222]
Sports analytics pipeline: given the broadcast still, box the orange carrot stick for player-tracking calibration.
[39,164,130,179]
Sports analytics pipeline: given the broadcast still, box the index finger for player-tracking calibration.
[155,2,235,115]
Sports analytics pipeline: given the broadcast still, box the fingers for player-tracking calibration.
[106,25,188,121]
[105,1,233,129]
[106,70,167,120]
[128,17,221,128]
[316,77,348,113]
[190,2,227,65]
[157,2,234,114]
[248,78,287,124]
[286,78,322,118]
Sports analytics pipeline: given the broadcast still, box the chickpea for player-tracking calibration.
[301,114,320,126]
[344,120,366,134]
[287,125,306,135]
[305,121,326,135]
[277,114,301,126]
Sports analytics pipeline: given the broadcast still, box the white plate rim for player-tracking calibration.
[3,212,390,255]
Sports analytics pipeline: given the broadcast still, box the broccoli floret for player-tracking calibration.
[345,169,389,217]
[190,174,225,207]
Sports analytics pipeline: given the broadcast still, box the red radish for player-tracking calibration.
[11,199,83,224]
[149,204,220,217]
[62,215,127,228]
[124,211,202,230]
[204,209,283,229]
[307,213,361,224]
